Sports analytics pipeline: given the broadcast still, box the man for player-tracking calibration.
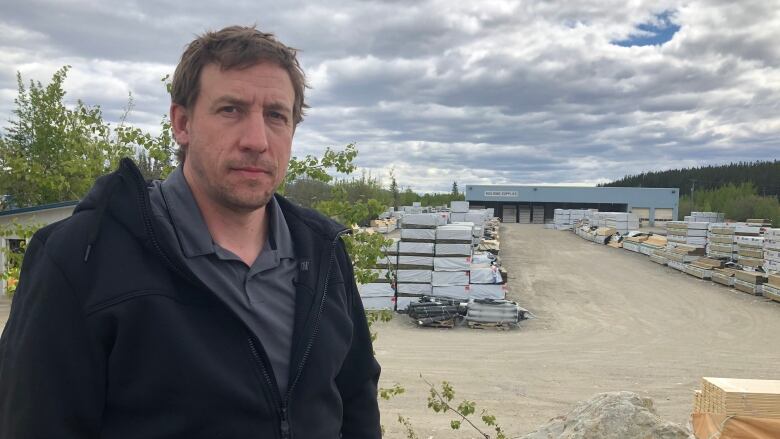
[0,26,381,438]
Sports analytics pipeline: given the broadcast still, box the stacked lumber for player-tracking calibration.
[695,377,780,418]
[640,234,668,256]
[711,267,738,287]
[762,274,780,303]
[764,229,780,273]
[736,235,765,269]
[686,211,725,223]
[370,218,397,233]
[747,218,773,227]
[622,234,648,253]
[733,270,767,296]
[684,258,724,279]
[667,221,708,248]
[707,223,737,261]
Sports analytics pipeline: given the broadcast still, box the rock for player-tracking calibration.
[519,391,692,439]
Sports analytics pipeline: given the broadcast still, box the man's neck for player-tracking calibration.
[199,201,269,266]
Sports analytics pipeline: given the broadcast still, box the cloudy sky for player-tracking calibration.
[1,0,778,192]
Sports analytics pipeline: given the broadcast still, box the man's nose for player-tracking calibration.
[238,111,270,152]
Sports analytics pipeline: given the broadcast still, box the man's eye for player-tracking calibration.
[219,106,239,114]
[269,111,289,122]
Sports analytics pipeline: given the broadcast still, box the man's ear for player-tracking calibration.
[170,103,190,146]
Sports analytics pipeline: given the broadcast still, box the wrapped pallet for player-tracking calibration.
[358,283,395,310]
[465,299,525,327]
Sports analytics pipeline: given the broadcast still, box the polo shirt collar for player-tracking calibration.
[160,166,294,260]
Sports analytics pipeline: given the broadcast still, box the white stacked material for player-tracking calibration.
[395,295,415,312]
[469,284,507,300]
[431,285,469,300]
[707,223,737,260]
[435,243,472,256]
[436,224,473,243]
[369,269,393,283]
[686,211,725,223]
[764,229,780,273]
[470,266,502,284]
[431,271,469,286]
[400,228,436,242]
[396,282,432,296]
[434,256,471,271]
[381,238,400,255]
[735,235,764,269]
[449,212,467,223]
[396,270,432,283]
[397,242,435,256]
[358,283,395,310]
[396,255,433,268]
[553,209,572,230]
[666,221,707,248]
[401,213,438,228]
[603,212,640,234]
[375,254,397,268]
[451,201,469,212]
[464,210,488,226]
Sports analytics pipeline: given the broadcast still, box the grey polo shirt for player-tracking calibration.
[149,167,297,396]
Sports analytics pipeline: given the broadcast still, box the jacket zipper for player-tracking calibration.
[281,229,349,438]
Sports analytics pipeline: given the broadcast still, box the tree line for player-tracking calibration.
[600,160,780,198]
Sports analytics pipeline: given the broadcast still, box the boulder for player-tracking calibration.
[520,391,692,439]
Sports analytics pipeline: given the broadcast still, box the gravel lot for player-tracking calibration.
[375,223,780,438]
[2,224,779,438]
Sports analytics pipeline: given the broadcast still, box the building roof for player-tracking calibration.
[0,200,79,217]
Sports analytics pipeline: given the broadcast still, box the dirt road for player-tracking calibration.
[376,224,780,438]
[1,224,779,437]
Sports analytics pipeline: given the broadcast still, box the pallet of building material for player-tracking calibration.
[465,299,526,327]
[737,256,764,269]
[400,228,436,242]
[407,298,462,328]
[746,219,773,227]
[431,270,469,286]
[396,282,432,296]
[476,239,499,255]
[433,256,471,272]
[375,254,398,268]
[435,243,472,256]
[435,224,473,243]
[396,255,434,269]
[690,258,725,270]
[468,283,507,300]
[622,241,642,253]
[739,247,764,259]
[401,213,439,229]
[368,269,394,283]
[711,268,737,287]
[667,260,687,272]
[734,279,762,295]
[762,283,780,303]
[697,377,780,418]
[767,274,780,289]
[735,271,767,285]
[470,266,503,284]
[432,285,470,300]
[735,236,764,248]
[396,270,432,283]
[684,265,712,279]
[397,242,435,256]
[649,254,669,265]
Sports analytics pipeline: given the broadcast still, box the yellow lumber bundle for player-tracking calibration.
[695,377,780,418]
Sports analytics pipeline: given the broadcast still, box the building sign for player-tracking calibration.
[484,191,518,197]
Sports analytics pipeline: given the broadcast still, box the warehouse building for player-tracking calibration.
[464,185,679,226]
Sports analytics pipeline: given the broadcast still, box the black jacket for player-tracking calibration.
[0,158,381,439]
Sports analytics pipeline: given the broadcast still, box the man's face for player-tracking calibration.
[171,62,295,214]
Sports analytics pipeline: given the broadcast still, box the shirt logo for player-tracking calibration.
[299,260,310,272]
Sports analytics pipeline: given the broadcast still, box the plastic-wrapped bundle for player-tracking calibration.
[396,270,432,283]
[469,266,502,284]
[431,271,468,286]
[396,283,432,296]
[435,243,472,256]
[465,299,525,324]
[468,284,506,300]
[398,242,435,256]
[401,228,436,242]
[407,297,464,326]
[434,257,470,271]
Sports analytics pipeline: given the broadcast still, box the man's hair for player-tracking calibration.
[171,25,308,162]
